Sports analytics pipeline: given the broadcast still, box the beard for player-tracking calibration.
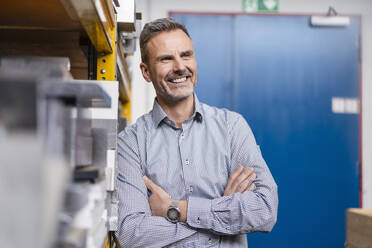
[154,70,197,103]
[157,78,196,103]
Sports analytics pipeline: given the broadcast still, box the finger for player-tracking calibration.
[226,165,244,190]
[246,183,256,192]
[248,171,256,182]
[236,171,255,192]
[239,172,256,192]
[143,176,159,192]
[237,177,251,193]
[231,167,254,191]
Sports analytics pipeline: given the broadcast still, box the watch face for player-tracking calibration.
[167,207,180,222]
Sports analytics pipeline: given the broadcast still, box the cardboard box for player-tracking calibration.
[346,208,372,248]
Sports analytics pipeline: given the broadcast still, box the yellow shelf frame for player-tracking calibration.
[60,0,114,53]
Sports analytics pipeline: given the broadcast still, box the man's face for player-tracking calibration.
[140,29,197,103]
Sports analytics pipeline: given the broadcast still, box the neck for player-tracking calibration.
[157,95,195,128]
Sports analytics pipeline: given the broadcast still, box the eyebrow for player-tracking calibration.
[156,54,173,61]
[181,50,194,56]
[155,50,194,61]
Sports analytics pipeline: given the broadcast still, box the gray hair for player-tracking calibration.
[140,18,191,64]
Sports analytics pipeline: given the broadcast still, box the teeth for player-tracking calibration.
[171,77,187,83]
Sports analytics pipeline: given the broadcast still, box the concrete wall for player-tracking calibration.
[132,0,372,208]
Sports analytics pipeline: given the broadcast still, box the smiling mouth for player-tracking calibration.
[170,77,187,83]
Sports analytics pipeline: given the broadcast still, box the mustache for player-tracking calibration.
[165,70,192,81]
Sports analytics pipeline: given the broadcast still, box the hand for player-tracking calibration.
[224,165,256,196]
[143,176,171,217]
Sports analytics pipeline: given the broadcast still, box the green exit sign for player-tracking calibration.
[243,0,279,12]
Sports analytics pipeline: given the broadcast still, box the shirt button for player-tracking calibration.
[208,238,212,244]
[187,186,193,192]
[185,159,190,165]
[189,186,193,192]
[181,133,185,138]
[196,217,200,224]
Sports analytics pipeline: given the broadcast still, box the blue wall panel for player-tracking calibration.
[234,15,360,248]
[172,13,360,248]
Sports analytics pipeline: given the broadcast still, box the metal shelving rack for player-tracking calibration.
[0,1,137,247]
[0,0,132,120]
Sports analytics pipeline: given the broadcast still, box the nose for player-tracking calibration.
[173,56,186,72]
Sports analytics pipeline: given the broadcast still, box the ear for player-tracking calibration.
[140,62,152,83]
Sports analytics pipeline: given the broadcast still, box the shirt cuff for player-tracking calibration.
[186,196,212,229]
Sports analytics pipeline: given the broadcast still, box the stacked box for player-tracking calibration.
[346,208,372,248]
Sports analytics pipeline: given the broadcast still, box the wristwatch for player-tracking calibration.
[166,199,180,223]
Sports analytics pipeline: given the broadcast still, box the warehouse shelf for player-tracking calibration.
[60,0,115,53]
[0,0,113,53]
[0,1,138,248]
[0,0,81,31]
[0,0,133,117]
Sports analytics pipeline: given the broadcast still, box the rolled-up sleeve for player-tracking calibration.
[115,127,196,248]
[186,113,278,235]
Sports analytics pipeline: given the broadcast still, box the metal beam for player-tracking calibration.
[60,0,115,53]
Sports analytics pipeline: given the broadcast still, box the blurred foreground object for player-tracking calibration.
[346,208,372,248]
[0,57,120,248]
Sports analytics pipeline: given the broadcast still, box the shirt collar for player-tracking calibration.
[193,95,203,122]
[151,98,168,127]
[151,94,203,127]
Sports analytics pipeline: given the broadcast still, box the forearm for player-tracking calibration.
[195,112,279,235]
[116,177,196,247]
[178,200,188,222]
[116,212,196,248]
[186,182,278,235]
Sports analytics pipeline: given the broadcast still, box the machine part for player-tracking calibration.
[73,180,107,229]
[74,166,105,183]
[0,57,119,248]
[0,79,37,132]
[91,128,108,166]
[105,167,115,192]
[117,0,136,32]
[43,99,71,158]
[107,202,119,231]
[63,183,90,214]
[92,120,116,148]
[54,224,87,248]
[106,150,116,191]
[87,217,108,248]
[41,81,111,108]
[75,135,93,166]
[0,56,71,79]
[0,136,68,248]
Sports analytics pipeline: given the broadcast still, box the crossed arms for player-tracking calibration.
[115,114,278,247]
[143,165,257,223]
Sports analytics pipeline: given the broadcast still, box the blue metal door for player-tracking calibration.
[171,13,360,248]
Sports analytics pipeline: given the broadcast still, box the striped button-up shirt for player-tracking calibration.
[116,95,278,247]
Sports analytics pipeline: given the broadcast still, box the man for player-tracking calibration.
[116,18,278,247]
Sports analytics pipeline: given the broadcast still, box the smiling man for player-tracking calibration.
[116,18,278,248]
